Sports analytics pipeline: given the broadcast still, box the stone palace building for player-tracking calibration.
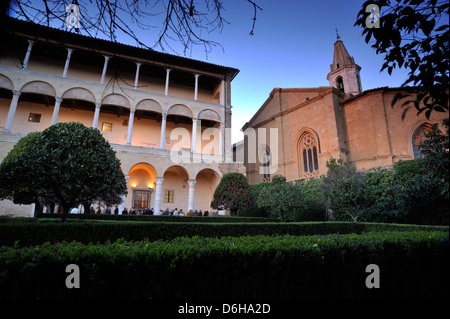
[238,35,448,184]
[0,17,241,216]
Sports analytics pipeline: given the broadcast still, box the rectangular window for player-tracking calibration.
[164,190,174,203]
[101,122,113,132]
[28,113,41,123]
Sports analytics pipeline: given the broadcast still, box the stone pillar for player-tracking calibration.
[92,102,101,129]
[194,73,200,100]
[51,97,63,125]
[23,40,34,70]
[188,179,196,211]
[220,79,225,106]
[62,48,73,78]
[159,112,167,149]
[126,109,135,145]
[220,120,225,157]
[224,74,233,162]
[4,90,21,131]
[165,68,171,95]
[191,117,198,153]
[134,62,141,90]
[154,177,164,215]
[100,55,110,84]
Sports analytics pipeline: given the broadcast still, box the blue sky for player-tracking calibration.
[10,0,411,143]
[169,0,410,143]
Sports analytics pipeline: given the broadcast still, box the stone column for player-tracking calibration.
[224,105,232,162]
[62,48,73,78]
[92,102,101,129]
[194,73,200,100]
[23,40,34,70]
[220,120,225,157]
[154,177,164,215]
[191,117,198,153]
[4,90,21,131]
[165,69,171,95]
[126,109,135,145]
[188,179,196,211]
[159,112,167,149]
[220,79,225,106]
[134,62,141,90]
[100,55,110,84]
[51,97,63,125]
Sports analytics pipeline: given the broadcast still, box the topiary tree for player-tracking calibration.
[211,172,254,216]
[0,122,127,222]
[295,177,326,221]
[257,175,306,222]
[320,157,358,219]
[327,174,375,222]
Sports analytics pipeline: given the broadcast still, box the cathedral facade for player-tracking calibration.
[239,37,448,184]
[0,18,240,216]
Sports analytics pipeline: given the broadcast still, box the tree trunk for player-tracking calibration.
[61,203,71,223]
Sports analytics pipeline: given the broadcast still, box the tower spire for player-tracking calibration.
[326,35,362,96]
[335,28,341,40]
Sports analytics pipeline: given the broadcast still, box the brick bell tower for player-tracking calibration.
[326,31,362,96]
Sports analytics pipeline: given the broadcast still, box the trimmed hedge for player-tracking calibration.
[0,231,448,299]
[0,219,447,246]
[34,213,277,223]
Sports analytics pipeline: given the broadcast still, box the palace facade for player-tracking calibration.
[0,17,241,216]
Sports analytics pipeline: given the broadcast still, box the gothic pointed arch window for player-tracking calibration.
[336,76,345,94]
[412,124,432,159]
[298,132,320,178]
[259,145,271,181]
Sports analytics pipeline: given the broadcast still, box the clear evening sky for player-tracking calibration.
[9,0,410,144]
[145,0,410,144]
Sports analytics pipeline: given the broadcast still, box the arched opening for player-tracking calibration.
[59,87,97,128]
[128,163,157,213]
[259,145,271,181]
[133,99,163,148]
[336,76,345,94]
[6,81,57,133]
[199,109,222,155]
[298,131,320,178]
[412,123,433,159]
[195,168,221,213]
[161,165,190,213]
[166,104,194,152]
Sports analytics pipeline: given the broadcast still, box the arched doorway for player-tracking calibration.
[128,163,157,213]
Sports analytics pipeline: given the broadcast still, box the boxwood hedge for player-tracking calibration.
[0,231,448,299]
[0,218,446,246]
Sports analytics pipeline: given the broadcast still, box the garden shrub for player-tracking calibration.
[0,231,447,299]
[0,219,446,247]
[37,213,273,223]
[295,178,326,221]
[236,207,269,218]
